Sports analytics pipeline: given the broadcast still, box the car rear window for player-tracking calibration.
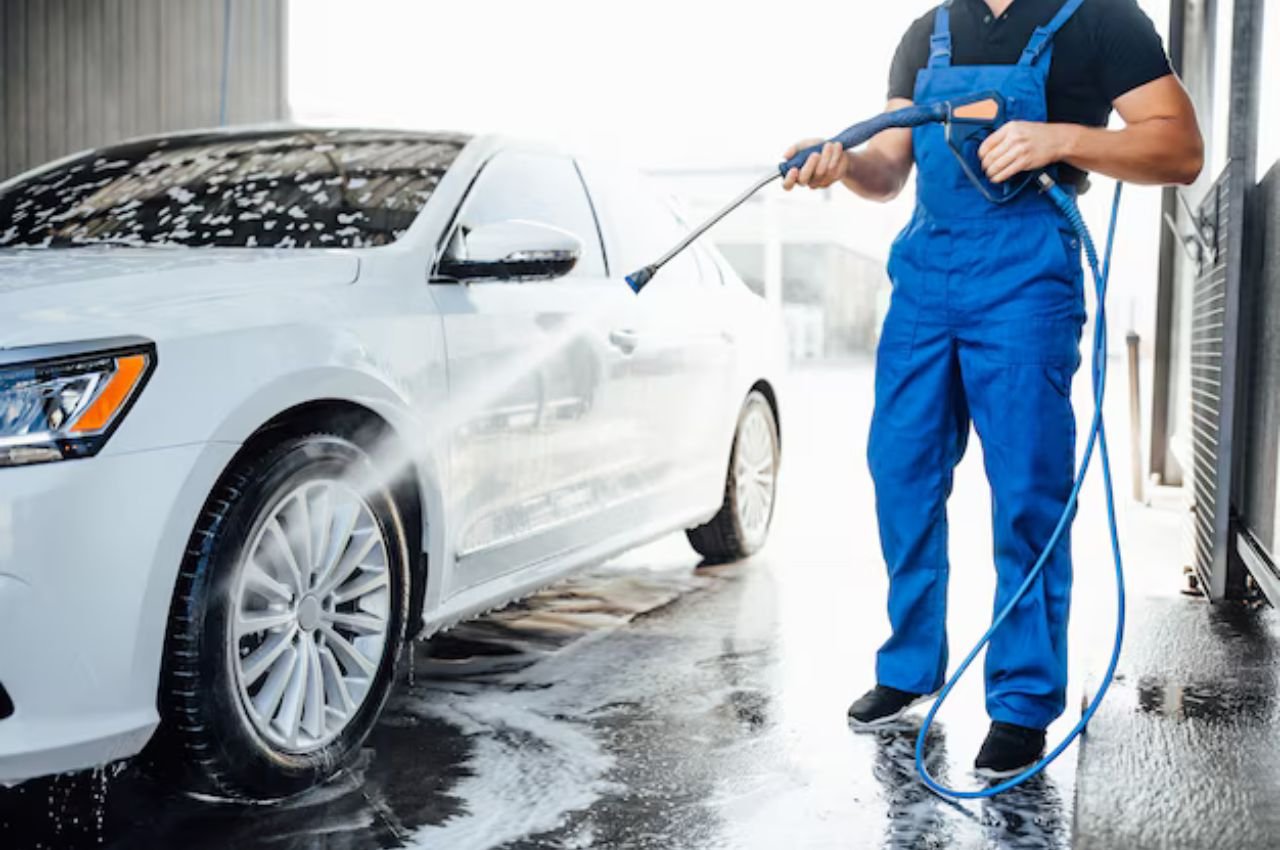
[0,129,469,250]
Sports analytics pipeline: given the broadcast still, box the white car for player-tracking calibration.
[0,128,784,798]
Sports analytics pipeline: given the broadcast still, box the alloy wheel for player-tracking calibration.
[229,479,391,753]
[734,400,777,548]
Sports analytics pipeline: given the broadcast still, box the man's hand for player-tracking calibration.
[978,121,1076,184]
[781,140,849,191]
[978,77,1203,187]
[780,99,917,202]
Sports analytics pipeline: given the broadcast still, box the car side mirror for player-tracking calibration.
[437,220,582,282]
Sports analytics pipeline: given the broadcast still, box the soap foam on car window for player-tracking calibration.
[0,130,469,250]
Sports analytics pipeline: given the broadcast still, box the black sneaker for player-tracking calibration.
[847,685,931,730]
[974,721,1046,778]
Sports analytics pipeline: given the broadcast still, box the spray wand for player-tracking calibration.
[624,92,1006,293]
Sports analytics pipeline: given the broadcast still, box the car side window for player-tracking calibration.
[575,162,700,288]
[446,151,607,278]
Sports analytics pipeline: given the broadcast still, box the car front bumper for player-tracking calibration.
[0,441,238,785]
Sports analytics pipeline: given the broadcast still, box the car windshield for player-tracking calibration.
[0,129,469,250]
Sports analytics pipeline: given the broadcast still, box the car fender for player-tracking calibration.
[210,360,447,598]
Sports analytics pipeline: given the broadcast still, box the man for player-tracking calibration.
[783,0,1202,778]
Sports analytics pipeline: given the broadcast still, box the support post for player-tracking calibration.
[1127,330,1145,503]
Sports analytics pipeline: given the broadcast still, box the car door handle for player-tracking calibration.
[608,329,640,354]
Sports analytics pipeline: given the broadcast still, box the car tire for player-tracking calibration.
[158,430,410,799]
[686,390,779,564]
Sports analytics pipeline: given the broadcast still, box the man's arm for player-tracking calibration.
[781,98,916,202]
[978,75,1204,186]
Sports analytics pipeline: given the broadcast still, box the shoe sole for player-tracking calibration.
[846,693,936,732]
[973,760,1039,780]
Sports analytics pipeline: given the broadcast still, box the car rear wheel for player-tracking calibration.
[686,390,779,563]
[159,431,410,799]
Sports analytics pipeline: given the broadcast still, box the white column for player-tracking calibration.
[762,193,784,309]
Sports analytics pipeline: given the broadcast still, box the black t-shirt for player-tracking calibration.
[888,0,1172,184]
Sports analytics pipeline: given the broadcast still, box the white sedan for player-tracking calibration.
[0,128,784,798]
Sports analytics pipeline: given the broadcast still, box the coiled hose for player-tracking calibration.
[914,178,1127,798]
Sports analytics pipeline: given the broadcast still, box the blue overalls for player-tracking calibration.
[869,0,1087,730]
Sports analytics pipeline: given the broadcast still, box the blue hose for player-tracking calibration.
[913,179,1127,798]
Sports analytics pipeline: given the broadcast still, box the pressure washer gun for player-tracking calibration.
[625,91,1011,294]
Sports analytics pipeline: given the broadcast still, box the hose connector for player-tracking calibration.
[1037,170,1102,287]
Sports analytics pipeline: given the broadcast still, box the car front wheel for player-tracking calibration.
[686,390,779,563]
[159,430,410,799]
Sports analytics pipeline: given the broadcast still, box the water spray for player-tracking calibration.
[624,96,1126,800]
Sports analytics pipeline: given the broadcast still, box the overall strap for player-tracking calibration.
[929,1,953,68]
[1019,0,1088,66]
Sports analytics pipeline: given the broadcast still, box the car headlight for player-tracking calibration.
[0,338,156,467]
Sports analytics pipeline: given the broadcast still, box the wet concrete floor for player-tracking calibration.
[0,362,1270,849]
[1073,523,1280,850]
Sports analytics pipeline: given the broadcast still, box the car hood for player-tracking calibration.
[0,247,361,349]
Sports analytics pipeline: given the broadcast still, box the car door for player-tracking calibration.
[577,160,736,517]
[429,149,636,593]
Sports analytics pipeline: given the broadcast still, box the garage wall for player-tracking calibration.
[1238,0,1280,566]
[1241,163,1280,558]
[0,0,287,182]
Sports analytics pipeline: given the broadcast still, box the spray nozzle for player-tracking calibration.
[625,266,656,295]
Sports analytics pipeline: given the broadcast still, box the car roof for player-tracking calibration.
[103,124,475,148]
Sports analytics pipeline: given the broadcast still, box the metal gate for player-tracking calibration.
[1187,165,1244,599]
[1187,167,1239,596]
[1166,0,1266,602]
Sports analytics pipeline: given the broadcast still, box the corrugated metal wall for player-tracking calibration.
[0,0,287,181]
